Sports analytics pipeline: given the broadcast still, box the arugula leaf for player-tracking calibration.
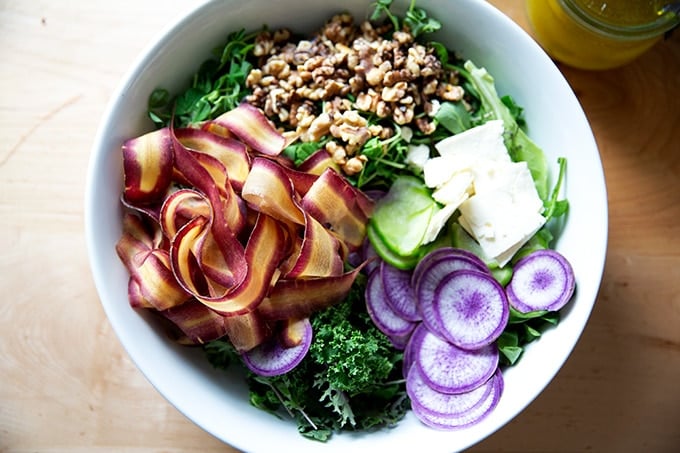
[500,94,526,128]
[283,140,328,166]
[543,156,570,222]
[370,0,441,38]
[147,88,172,128]
[370,0,400,31]
[404,0,441,37]
[147,28,257,128]
[352,126,410,190]
[434,101,472,134]
[497,307,561,366]
[497,331,523,366]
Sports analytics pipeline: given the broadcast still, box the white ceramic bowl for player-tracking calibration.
[85,0,608,451]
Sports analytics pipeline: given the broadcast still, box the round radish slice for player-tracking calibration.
[381,261,421,322]
[413,328,498,394]
[361,238,381,275]
[506,249,576,313]
[402,323,427,379]
[242,318,313,377]
[387,329,415,350]
[433,269,509,350]
[411,247,488,289]
[365,270,418,341]
[407,363,494,417]
[409,367,503,430]
[415,256,490,340]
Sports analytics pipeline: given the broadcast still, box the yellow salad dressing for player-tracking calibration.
[526,0,679,69]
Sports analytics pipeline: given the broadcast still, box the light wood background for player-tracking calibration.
[1,0,678,451]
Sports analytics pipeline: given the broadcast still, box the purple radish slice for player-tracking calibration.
[242,318,313,377]
[411,247,488,287]
[402,323,427,379]
[506,249,576,313]
[433,270,509,350]
[409,367,504,430]
[415,255,490,340]
[413,328,498,394]
[361,238,381,275]
[407,363,494,417]
[365,270,418,340]
[381,261,421,322]
[387,329,414,350]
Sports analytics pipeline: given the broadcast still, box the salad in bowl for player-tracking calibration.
[85,0,607,451]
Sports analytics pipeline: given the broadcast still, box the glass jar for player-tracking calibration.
[526,0,679,70]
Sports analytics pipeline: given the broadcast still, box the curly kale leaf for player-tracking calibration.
[204,277,409,442]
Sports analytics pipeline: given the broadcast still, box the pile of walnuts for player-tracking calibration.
[245,13,464,175]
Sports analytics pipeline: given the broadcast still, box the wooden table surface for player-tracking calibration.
[1,0,679,451]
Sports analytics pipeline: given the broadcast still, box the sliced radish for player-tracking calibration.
[402,323,428,379]
[408,366,503,430]
[361,238,381,275]
[365,270,418,342]
[387,329,415,350]
[381,261,421,322]
[433,270,509,349]
[414,254,490,340]
[506,249,575,313]
[242,318,313,377]
[411,247,488,287]
[407,363,493,417]
[412,327,498,394]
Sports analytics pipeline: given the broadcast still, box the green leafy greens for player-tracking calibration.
[148,29,257,128]
[204,276,409,442]
[497,308,560,366]
[371,0,441,38]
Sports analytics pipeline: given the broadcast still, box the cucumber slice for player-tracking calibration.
[367,223,421,270]
[371,176,437,258]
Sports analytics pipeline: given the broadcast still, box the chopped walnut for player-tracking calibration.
[381,81,407,102]
[244,12,466,178]
[416,117,437,135]
[326,141,347,165]
[343,155,367,175]
[437,83,465,102]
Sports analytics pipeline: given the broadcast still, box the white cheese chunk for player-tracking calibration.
[405,143,431,173]
[458,187,546,267]
[434,119,509,164]
[418,120,546,264]
[422,203,460,245]
[431,170,473,205]
[473,160,542,212]
[423,154,478,189]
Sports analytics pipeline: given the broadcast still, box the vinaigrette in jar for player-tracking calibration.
[526,0,679,69]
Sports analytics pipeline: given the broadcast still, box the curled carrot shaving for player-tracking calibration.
[117,104,373,350]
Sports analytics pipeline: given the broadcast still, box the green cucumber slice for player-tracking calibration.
[367,223,421,270]
[370,176,437,258]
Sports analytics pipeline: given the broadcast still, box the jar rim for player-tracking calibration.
[560,0,680,39]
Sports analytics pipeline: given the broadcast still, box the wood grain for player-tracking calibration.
[1,1,678,452]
